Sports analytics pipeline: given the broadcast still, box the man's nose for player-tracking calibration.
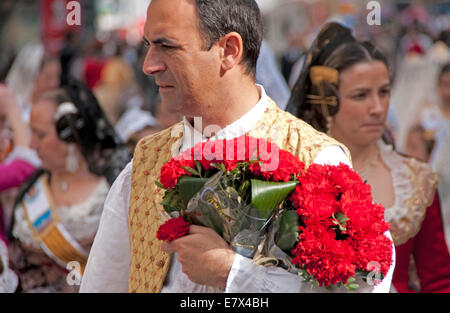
[142,48,166,76]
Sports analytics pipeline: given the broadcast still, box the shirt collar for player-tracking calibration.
[180,84,269,152]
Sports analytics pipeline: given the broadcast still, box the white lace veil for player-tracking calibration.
[5,42,44,122]
[391,42,450,152]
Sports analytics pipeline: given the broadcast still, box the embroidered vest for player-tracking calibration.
[128,99,350,293]
[387,156,439,246]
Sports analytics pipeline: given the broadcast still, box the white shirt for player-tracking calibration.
[80,86,394,293]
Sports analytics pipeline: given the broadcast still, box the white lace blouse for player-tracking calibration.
[378,140,438,246]
[12,178,110,249]
[0,239,18,293]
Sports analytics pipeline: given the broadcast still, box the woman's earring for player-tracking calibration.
[326,116,333,136]
[66,144,79,173]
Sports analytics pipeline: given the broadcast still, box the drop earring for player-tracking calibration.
[66,144,79,173]
[326,116,333,136]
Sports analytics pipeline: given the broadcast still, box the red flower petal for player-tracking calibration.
[156,217,191,242]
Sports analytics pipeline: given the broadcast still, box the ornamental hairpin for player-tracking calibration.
[307,65,339,122]
[54,102,79,121]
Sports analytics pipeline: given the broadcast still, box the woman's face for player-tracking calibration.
[438,71,450,108]
[331,61,391,146]
[30,99,70,172]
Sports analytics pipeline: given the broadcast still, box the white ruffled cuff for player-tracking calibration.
[5,146,41,167]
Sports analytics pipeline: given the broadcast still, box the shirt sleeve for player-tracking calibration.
[312,145,352,167]
[0,160,36,192]
[79,162,133,293]
[0,146,40,192]
[225,145,396,293]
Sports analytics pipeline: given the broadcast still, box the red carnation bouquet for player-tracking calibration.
[156,135,303,256]
[155,135,393,291]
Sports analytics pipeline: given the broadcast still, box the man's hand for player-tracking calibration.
[161,225,235,289]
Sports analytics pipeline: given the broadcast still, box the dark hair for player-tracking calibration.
[436,29,450,47]
[286,22,390,133]
[38,54,60,73]
[36,79,132,183]
[438,62,450,81]
[194,0,263,77]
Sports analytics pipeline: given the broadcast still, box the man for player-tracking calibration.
[80,0,394,293]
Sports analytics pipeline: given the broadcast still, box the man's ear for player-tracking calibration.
[218,32,244,73]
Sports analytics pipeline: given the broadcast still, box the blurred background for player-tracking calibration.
[0,0,449,151]
[1,1,449,294]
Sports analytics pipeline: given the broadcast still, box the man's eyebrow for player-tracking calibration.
[143,36,182,49]
[152,37,180,46]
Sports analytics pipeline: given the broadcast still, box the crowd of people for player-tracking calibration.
[0,0,450,293]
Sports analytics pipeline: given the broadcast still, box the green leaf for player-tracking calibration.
[346,283,359,290]
[250,180,298,218]
[336,212,349,224]
[155,181,164,189]
[161,190,184,213]
[194,160,203,177]
[275,210,299,251]
[209,163,221,171]
[177,176,209,206]
[181,166,200,177]
[238,180,250,199]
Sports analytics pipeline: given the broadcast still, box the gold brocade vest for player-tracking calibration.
[127,99,350,293]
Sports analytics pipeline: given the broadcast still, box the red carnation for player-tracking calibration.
[291,224,356,287]
[156,217,191,242]
[289,162,393,287]
[160,135,305,188]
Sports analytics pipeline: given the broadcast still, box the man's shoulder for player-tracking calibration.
[257,100,350,165]
[269,101,343,147]
[134,121,184,151]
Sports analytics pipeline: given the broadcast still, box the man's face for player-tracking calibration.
[142,0,220,118]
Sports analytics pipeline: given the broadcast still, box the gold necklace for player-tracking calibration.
[356,148,379,183]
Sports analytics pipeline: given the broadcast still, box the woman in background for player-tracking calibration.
[286,22,450,293]
[8,80,131,292]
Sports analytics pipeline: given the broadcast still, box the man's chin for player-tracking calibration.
[160,98,182,114]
